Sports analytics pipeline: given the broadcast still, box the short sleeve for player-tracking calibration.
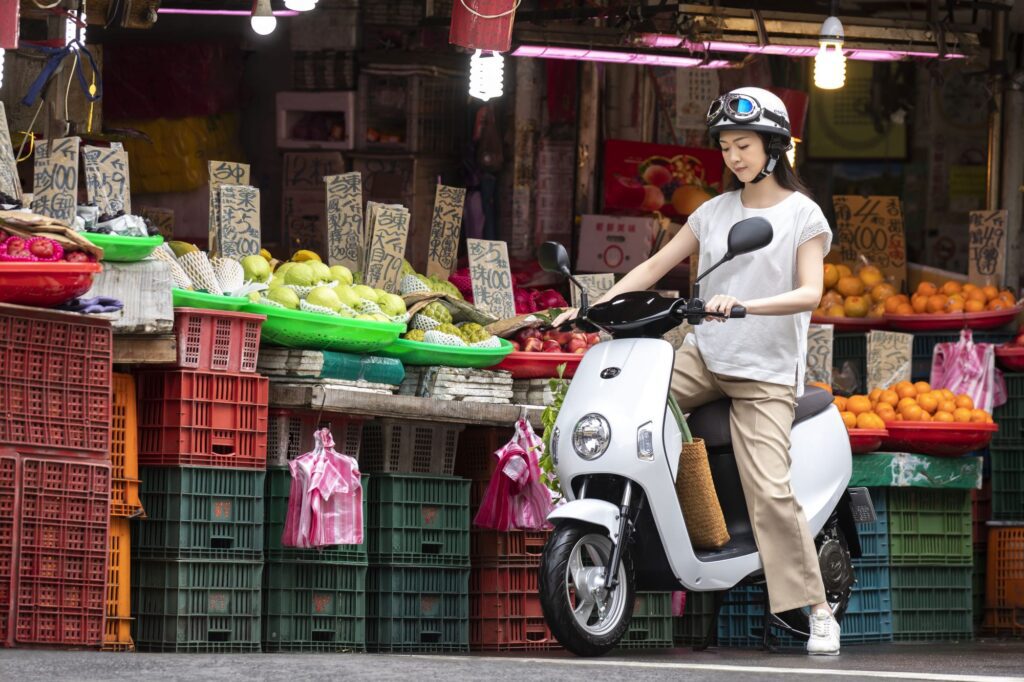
[798,204,833,256]
[685,196,713,243]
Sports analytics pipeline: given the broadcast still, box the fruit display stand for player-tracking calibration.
[377,337,515,368]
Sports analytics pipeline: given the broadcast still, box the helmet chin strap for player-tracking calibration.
[750,152,779,184]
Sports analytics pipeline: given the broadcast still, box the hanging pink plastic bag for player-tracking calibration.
[282,427,363,548]
[474,418,555,531]
[930,328,1007,413]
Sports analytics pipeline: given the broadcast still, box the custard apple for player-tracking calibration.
[437,323,463,337]
[404,329,426,342]
[431,278,464,301]
[400,274,430,296]
[421,302,452,325]
[458,322,490,344]
[410,314,441,332]
[424,330,467,347]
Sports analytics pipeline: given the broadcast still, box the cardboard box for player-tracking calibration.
[576,215,657,273]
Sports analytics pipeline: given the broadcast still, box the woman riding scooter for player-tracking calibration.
[554,86,840,655]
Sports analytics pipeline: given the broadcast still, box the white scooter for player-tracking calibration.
[537,217,875,657]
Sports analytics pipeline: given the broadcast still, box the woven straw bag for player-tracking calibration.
[675,438,731,549]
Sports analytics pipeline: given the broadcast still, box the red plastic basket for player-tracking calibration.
[494,351,582,379]
[995,345,1024,372]
[880,421,998,457]
[885,306,1022,332]
[471,531,550,566]
[469,564,558,651]
[0,262,102,307]
[267,408,364,468]
[810,315,888,332]
[0,454,15,644]
[171,307,265,373]
[0,304,112,455]
[454,426,507,481]
[849,428,888,455]
[469,615,558,651]
[136,370,269,469]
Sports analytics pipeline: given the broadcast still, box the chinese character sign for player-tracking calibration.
[427,184,467,280]
[805,324,834,385]
[218,185,261,259]
[0,103,21,201]
[867,330,913,391]
[208,160,250,256]
[572,273,615,309]
[364,205,410,293]
[32,137,79,225]
[968,210,1008,287]
[83,144,131,216]
[832,195,907,292]
[468,238,516,320]
[325,172,364,273]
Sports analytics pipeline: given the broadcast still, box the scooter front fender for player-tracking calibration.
[548,499,622,543]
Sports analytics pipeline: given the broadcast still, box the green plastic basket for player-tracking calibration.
[83,232,164,262]
[376,337,515,368]
[172,288,249,311]
[244,302,404,353]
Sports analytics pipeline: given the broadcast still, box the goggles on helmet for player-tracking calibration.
[706,93,789,131]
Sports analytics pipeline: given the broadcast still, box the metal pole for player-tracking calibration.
[1000,77,1023,289]
[986,9,1006,212]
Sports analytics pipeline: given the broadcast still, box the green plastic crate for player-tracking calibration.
[264,468,368,564]
[890,566,973,642]
[990,415,1024,448]
[367,565,469,653]
[134,467,265,559]
[367,474,470,566]
[262,560,367,652]
[673,591,717,646]
[617,592,673,649]
[888,489,971,566]
[991,446,1024,520]
[833,332,867,393]
[132,558,262,653]
[973,549,987,625]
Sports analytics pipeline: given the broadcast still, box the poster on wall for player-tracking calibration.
[602,140,724,220]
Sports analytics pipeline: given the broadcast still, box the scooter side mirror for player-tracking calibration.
[539,241,572,276]
[725,217,774,258]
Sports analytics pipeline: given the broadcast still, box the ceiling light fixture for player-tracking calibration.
[469,50,504,101]
[251,0,277,35]
[511,45,729,69]
[284,0,318,11]
[814,14,846,89]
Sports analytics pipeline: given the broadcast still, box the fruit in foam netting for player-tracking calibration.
[329,265,353,286]
[333,284,362,308]
[306,286,342,311]
[240,255,271,283]
[352,284,379,302]
[308,261,332,283]
[378,293,406,317]
[267,287,300,310]
[284,263,315,287]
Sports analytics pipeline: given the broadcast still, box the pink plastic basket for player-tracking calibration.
[171,308,265,373]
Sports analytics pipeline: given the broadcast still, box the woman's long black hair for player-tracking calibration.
[725,132,813,196]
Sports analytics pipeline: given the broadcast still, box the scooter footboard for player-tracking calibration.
[548,500,622,542]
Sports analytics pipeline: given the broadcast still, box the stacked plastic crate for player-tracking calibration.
[361,419,470,652]
[130,308,268,652]
[0,306,114,648]
[263,409,368,652]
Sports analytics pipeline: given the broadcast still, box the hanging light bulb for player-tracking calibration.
[814,15,846,90]
[250,0,277,35]
[284,0,318,10]
[469,50,504,102]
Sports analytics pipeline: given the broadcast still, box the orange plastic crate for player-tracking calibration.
[110,374,144,519]
[985,524,1024,609]
[103,518,134,651]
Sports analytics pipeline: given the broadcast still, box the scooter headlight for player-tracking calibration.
[573,413,611,460]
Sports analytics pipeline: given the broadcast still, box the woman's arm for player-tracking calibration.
[593,223,700,304]
[743,233,826,315]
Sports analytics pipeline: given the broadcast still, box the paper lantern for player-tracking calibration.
[449,0,518,53]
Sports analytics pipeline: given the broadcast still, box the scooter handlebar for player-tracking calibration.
[729,305,747,318]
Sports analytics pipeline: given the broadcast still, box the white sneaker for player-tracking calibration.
[806,609,840,656]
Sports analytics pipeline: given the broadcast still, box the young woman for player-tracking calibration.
[555,86,840,655]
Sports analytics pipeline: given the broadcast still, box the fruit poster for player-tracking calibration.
[806,324,834,385]
[571,273,615,309]
[325,172,364,273]
[0,103,21,201]
[31,137,79,225]
[208,160,249,256]
[83,143,131,216]
[427,184,467,280]
[867,330,913,392]
[968,210,1008,287]
[602,140,723,219]
[218,184,261,259]
[468,238,516,320]
[832,196,907,293]
[364,204,410,294]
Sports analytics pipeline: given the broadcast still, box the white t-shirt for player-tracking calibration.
[686,190,832,394]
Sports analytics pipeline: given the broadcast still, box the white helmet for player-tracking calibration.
[706,86,791,142]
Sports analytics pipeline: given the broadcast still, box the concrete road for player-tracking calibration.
[2,641,1024,682]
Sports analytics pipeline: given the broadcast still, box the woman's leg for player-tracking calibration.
[670,345,724,411]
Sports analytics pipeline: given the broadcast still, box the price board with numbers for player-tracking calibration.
[832,195,907,293]
[83,143,131,216]
[468,238,516,320]
[364,204,410,293]
[324,172,364,272]
[427,184,467,280]
[968,210,1008,287]
[31,137,79,225]
[218,185,261,259]
[208,160,249,255]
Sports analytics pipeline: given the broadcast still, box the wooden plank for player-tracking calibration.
[113,334,177,364]
[269,382,543,428]
[85,259,174,334]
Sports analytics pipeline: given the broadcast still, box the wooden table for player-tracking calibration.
[113,334,177,364]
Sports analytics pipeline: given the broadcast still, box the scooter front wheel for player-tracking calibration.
[539,522,635,657]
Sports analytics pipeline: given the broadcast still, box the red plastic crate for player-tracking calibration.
[0,305,112,455]
[0,454,15,644]
[455,426,506,481]
[136,371,269,469]
[470,617,558,651]
[471,531,550,566]
[267,408,364,468]
[171,307,264,373]
[110,374,144,518]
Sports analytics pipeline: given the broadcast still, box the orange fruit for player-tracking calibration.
[847,395,873,415]
[965,299,986,313]
[987,299,1008,311]
[856,412,878,429]
[841,411,857,429]
[917,281,938,297]
[895,303,914,315]
[999,290,1017,306]
[953,408,973,423]
[926,294,949,313]
[879,389,900,407]
[870,283,896,303]
[940,388,955,400]
[833,396,848,411]
[821,290,844,308]
[940,280,962,296]
[919,411,933,422]
[837,276,866,297]
[970,408,989,423]
[896,383,918,400]
[884,295,909,313]
[939,399,957,413]
[954,395,974,410]
[946,296,965,313]
[914,381,931,394]
[916,392,939,415]
[837,264,853,278]
[897,397,918,413]
[869,302,886,319]
[966,288,987,303]
[900,403,924,421]
[858,266,884,288]
[875,404,897,423]
[962,283,979,294]
[934,410,955,423]
[844,295,871,318]
[826,304,846,317]
[982,285,999,302]
[869,388,883,403]
[823,264,839,290]
[911,294,929,314]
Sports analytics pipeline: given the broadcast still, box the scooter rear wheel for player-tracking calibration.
[539,522,635,657]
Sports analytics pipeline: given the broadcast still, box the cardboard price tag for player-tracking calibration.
[968,210,1008,287]
[31,137,79,225]
[571,273,616,309]
[83,143,131,216]
[218,185,261,259]
[208,161,250,255]
[427,184,467,280]
[867,330,913,391]
[832,196,907,292]
[806,324,834,385]
[138,206,174,240]
[0,103,21,201]
[324,172,364,273]
[364,204,410,293]
[468,238,516,320]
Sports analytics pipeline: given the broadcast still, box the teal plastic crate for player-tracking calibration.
[617,592,673,649]
[888,488,971,566]
[134,467,264,559]
[842,563,893,644]
[367,474,470,566]
[891,565,973,642]
[132,557,262,653]
[857,488,889,565]
[367,565,469,653]
[673,591,717,646]
[991,446,1024,521]
[263,468,368,564]
[833,332,867,393]
[262,560,367,652]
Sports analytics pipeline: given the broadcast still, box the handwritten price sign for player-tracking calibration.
[83,144,131,216]
[364,205,410,293]
[32,137,79,225]
[832,195,907,292]
[968,210,1008,287]
[208,160,250,256]
[806,324,834,385]
[571,273,616,309]
[218,185,261,259]
[325,172,364,273]
[0,103,21,201]
[867,330,913,391]
[468,238,516,320]
[427,184,467,280]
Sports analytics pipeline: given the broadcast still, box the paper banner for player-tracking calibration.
[138,206,174,240]
[325,172,364,273]
[0,103,21,201]
[218,185,261,259]
[968,210,1008,287]
[427,184,467,280]
[832,195,907,293]
[867,330,913,391]
[571,273,616,309]
[31,137,79,225]
[83,143,131,216]
[805,324,834,385]
[364,204,410,293]
[468,238,516,320]
[208,160,249,256]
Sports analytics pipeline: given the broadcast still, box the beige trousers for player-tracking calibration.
[671,344,827,613]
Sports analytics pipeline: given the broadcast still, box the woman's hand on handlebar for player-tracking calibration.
[551,307,579,328]
[705,295,743,322]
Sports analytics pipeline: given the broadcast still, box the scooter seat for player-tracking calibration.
[686,386,835,449]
